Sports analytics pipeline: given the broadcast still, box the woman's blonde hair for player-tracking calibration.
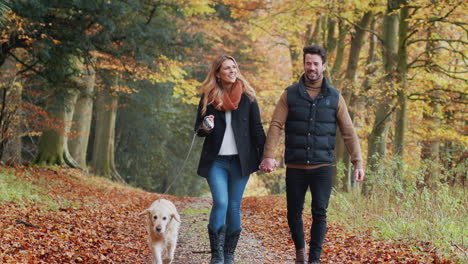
[200,55,256,115]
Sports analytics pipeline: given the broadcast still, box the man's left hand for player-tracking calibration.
[354,168,365,182]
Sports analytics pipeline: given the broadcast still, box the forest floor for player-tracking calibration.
[0,167,458,264]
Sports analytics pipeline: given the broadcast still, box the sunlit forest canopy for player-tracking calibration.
[0,0,466,196]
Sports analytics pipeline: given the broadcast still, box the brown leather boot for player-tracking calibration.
[295,248,306,264]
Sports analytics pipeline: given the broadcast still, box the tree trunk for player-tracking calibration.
[420,25,442,185]
[310,16,322,45]
[330,21,348,188]
[334,11,373,191]
[330,20,347,77]
[325,18,337,55]
[321,15,328,46]
[34,89,80,167]
[289,44,302,82]
[355,17,378,190]
[0,56,22,164]
[69,64,95,168]
[362,17,378,92]
[393,0,409,160]
[90,87,121,181]
[363,0,400,195]
[421,97,441,184]
[0,57,23,165]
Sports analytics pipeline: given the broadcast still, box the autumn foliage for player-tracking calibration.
[0,0,466,262]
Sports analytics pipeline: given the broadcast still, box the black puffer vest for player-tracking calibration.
[285,76,339,165]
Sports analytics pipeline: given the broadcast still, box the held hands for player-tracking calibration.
[202,115,214,132]
[259,158,278,173]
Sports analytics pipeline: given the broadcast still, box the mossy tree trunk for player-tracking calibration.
[0,55,22,164]
[34,89,80,167]
[393,0,409,162]
[90,87,121,181]
[69,64,95,168]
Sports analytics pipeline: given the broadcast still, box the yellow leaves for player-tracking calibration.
[148,56,201,105]
[183,0,215,16]
[150,56,186,82]
[220,0,268,19]
[172,78,200,105]
[94,51,200,101]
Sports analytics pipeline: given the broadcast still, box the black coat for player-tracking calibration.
[194,94,266,178]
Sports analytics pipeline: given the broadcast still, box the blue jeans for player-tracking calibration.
[286,166,333,262]
[207,155,249,234]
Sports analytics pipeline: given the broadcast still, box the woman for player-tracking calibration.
[194,55,266,264]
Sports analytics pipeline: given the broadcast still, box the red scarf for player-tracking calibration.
[214,80,243,111]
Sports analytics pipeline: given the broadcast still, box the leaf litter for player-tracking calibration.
[0,167,457,263]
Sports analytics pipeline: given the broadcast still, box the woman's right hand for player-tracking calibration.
[202,115,214,132]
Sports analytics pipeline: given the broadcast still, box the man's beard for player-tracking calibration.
[305,71,322,81]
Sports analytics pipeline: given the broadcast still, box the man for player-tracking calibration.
[259,44,365,264]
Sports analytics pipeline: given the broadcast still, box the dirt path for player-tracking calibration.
[172,197,269,264]
[138,195,456,264]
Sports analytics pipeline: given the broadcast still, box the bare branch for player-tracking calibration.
[7,52,43,78]
[407,38,468,46]
[332,13,384,44]
[408,88,468,104]
[426,1,464,24]
[145,7,156,25]
[408,47,468,69]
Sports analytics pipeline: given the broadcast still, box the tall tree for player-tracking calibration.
[90,82,120,180]
[5,0,211,171]
[334,11,374,191]
[330,20,347,77]
[393,0,409,160]
[364,0,400,195]
[403,0,467,185]
[68,60,95,168]
[33,88,80,167]
[0,55,22,163]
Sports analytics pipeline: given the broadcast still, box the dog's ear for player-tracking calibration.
[171,212,181,223]
[138,209,149,217]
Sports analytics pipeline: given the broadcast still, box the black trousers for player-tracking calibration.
[286,166,333,262]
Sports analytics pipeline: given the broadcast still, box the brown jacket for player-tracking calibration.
[263,78,363,170]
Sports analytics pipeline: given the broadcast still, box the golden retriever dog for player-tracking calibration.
[140,199,181,264]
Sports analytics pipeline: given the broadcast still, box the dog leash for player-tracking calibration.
[163,132,198,194]
[163,117,213,194]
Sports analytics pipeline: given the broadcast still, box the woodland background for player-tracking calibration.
[0,0,466,262]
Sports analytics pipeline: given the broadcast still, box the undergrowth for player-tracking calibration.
[326,159,467,263]
[0,170,44,203]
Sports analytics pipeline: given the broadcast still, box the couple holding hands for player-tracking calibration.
[194,45,365,264]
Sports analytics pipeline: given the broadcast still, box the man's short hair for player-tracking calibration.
[303,45,327,64]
